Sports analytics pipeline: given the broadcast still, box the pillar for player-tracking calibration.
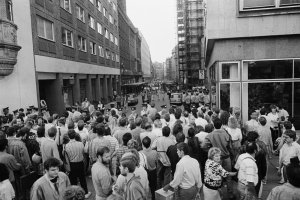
[108,75,113,100]
[103,75,108,103]
[86,75,92,102]
[95,75,101,101]
[46,73,65,115]
[73,74,80,104]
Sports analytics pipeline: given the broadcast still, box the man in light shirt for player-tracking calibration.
[163,142,202,199]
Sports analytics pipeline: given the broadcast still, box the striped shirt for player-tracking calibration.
[116,145,130,163]
[104,135,119,153]
[65,140,84,163]
[89,137,111,162]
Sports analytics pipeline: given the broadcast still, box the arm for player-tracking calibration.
[169,162,184,189]
[100,171,113,195]
[30,184,44,200]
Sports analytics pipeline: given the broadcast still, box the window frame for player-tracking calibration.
[110,33,114,42]
[105,28,109,39]
[219,61,240,82]
[106,49,110,59]
[114,36,118,46]
[103,7,108,18]
[76,4,85,22]
[97,23,103,34]
[62,28,74,48]
[239,0,300,11]
[89,0,94,5]
[90,42,97,55]
[99,45,104,57]
[61,0,71,13]
[37,16,55,42]
[88,14,95,29]
[109,14,113,24]
[6,0,13,21]
[78,35,87,52]
[96,0,102,12]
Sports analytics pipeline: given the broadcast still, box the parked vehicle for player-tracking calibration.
[170,93,182,105]
[127,93,138,106]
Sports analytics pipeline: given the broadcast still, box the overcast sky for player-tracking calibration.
[126,0,177,63]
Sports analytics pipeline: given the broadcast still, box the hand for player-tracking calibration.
[163,184,171,192]
[229,172,237,176]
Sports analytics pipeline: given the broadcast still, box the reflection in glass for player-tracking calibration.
[294,82,300,129]
[221,63,239,80]
[295,60,300,78]
[220,83,240,111]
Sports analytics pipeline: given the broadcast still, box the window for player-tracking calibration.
[110,33,114,42]
[96,0,102,12]
[103,7,107,18]
[240,0,300,11]
[89,0,94,4]
[105,28,109,39]
[78,35,86,52]
[280,0,300,6]
[6,0,13,21]
[62,28,73,47]
[114,37,118,46]
[116,54,119,62]
[88,15,95,29]
[61,0,71,13]
[99,46,104,57]
[112,2,117,11]
[219,62,240,81]
[37,16,54,41]
[106,49,110,59]
[76,5,85,22]
[90,42,96,55]
[97,23,103,34]
[109,15,113,24]
[111,52,115,61]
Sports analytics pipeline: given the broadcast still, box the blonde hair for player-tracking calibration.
[208,147,221,160]
[228,116,238,129]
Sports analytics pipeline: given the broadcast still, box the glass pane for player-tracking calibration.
[37,17,45,37]
[64,0,70,11]
[220,83,240,111]
[295,59,300,78]
[221,63,239,80]
[280,0,300,5]
[244,0,275,8]
[245,60,293,79]
[67,32,72,46]
[294,82,300,129]
[247,82,292,117]
[45,21,53,40]
[62,30,66,45]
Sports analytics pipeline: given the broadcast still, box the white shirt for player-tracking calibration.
[235,153,258,186]
[152,128,162,138]
[279,142,300,165]
[75,127,89,142]
[195,131,208,144]
[170,155,202,189]
[267,112,279,128]
[226,127,242,141]
[195,117,208,128]
[0,179,15,200]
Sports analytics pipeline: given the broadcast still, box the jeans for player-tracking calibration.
[146,168,157,200]
[157,160,172,189]
[237,182,257,200]
[69,161,88,194]
[176,185,198,200]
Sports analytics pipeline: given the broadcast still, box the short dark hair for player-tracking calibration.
[287,157,300,187]
[48,116,54,123]
[188,128,196,138]
[245,142,257,154]
[96,116,104,123]
[122,132,132,146]
[205,123,214,133]
[176,132,185,143]
[162,126,171,137]
[18,127,30,137]
[155,113,161,120]
[247,131,259,142]
[94,124,105,136]
[68,129,76,139]
[135,117,143,126]
[44,157,61,170]
[6,127,16,137]
[0,163,9,182]
[104,126,111,136]
[173,124,183,136]
[213,118,222,129]
[175,111,181,120]
[260,108,267,115]
[37,127,45,138]
[219,111,230,126]
[285,130,296,141]
[177,142,189,155]
[142,136,151,149]
[48,127,57,138]
[96,146,110,158]
[283,121,293,130]
[119,117,127,127]
[120,156,136,173]
[68,122,75,130]
[0,139,8,151]
[259,117,267,126]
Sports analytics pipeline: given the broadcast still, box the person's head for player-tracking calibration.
[94,123,105,136]
[213,118,222,129]
[104,126,111,136]
[64,185,85,200]
[260,108,267,116]
[245,142,257,155]
[169,108,175,114]
[96,115,104,124]
[6,126,16,137]
[77,120,85,131]
[173,123,183,136]
[188,128,196,138]
[176,132,185,143]
[270,104,277,113]
[176,142,189,158]
[127,139,139,150]
[120,155,136,176]
[68,129,76,140]
[58,117,66,126]
[122,132,132,146]
[250,111,258,120]
[175,111,181,120]
[164,113,170,122]
[286,157,300,187]
[37,126,45,138]
[142,136,151,149]
[208,147,222,163]
[0,163,9,182]
[283,121,293,130]
[189,114,195,124]
[0,139,8,152]
[154,119,162,128]
[135,117,142,127]
[258,116,267,126]
[18,127,30,139]
[162,126,170,137]
[228,116,238,129]
[205,123,214,133]
[119,117,127,127]
[144,122,152,131]
[96,146,111,165]
[247,131,259,142]
[44,157,61,179]
[155,113,161,120]
[283,130,297,144]
[47,116,54,123]
[48,126,57,138]
[219,111,230,126]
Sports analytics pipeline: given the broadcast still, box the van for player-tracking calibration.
[170,93,182,105]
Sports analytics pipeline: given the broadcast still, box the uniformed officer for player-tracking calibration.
[141,103,148,116]
[129,107,137,119]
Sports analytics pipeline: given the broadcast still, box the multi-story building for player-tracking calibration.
[206,0,300,128]
[153,62,165,80]
[171,45,179,82]
[118,0,143,85]
[0,0,120,114]
[140,32,152,82]
[165,57,172,81]
[176,0,205,88]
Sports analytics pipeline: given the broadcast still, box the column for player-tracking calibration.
[72,74,80,104]
[47,73,65,115]
[103,75,108,103]
[86,75,92,102]
[108,75,113,101]
[95,75,101,101]
[114,75,118,94]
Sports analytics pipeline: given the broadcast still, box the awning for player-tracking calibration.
[122,82,147,86]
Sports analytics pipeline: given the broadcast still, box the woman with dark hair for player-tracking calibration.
[0,163,15,200]
[187,128,201,164]
[64,185,85,200]
[267,157,300,200]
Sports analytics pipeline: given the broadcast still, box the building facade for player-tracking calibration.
[206,0,300,128]
[176,0,205,88]
[118,1,143,85]
[153,62,165,81]
[140,32,152,82]
[171,45,179,83]
[0,0,121,114]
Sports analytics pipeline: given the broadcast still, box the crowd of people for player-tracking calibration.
[0,92,299,200]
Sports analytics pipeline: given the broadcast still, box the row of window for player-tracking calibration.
[37,16,119,62]
[61,0,117,27]
[37,15,118,45]
[240,0,300,11]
